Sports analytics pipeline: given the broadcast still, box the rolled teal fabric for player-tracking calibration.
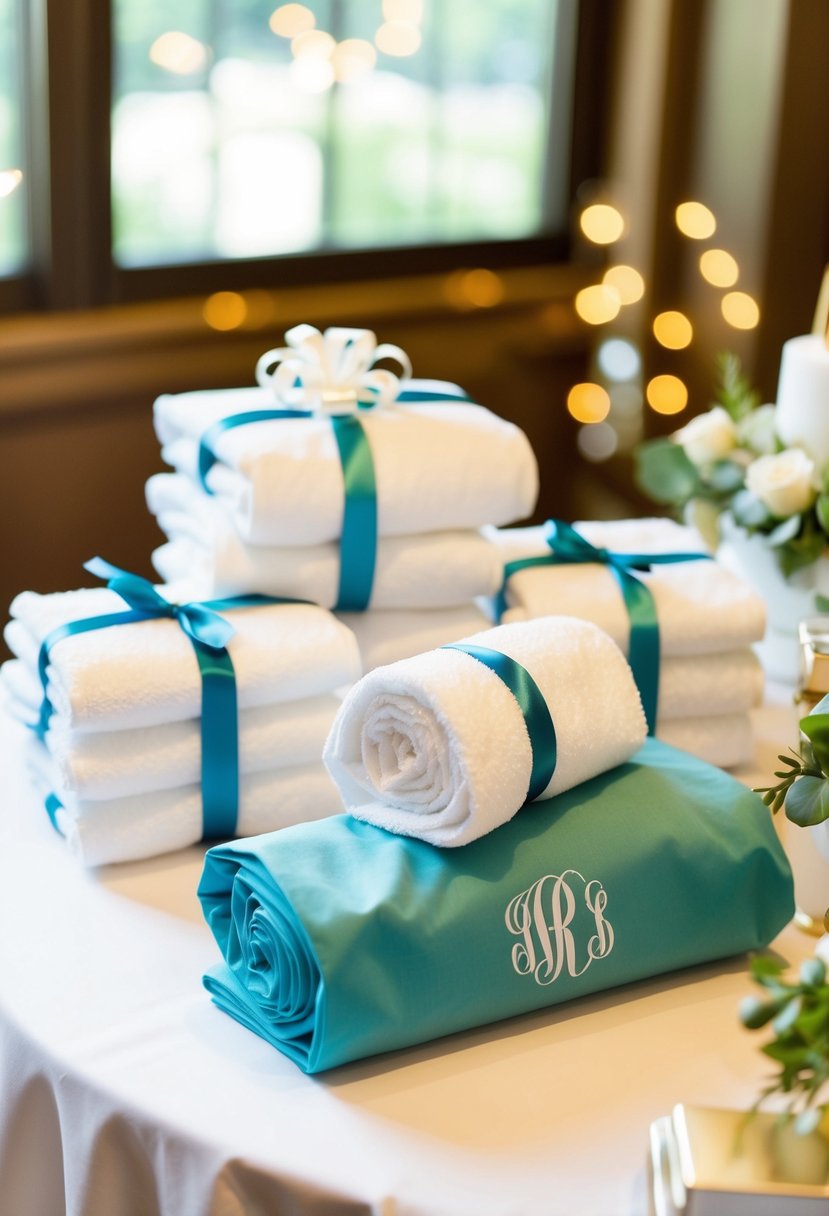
[198,739,794,1074]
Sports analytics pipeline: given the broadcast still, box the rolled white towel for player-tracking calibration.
[323,616,647,846]
[26,741,344,867]
[154,384,539,545]
[336,604,492,671]
[6,585,361,732]
[488,519,766,655]
[147,473,502,608]
[658,713,754,770]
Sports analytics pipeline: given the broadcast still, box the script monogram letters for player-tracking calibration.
[504,870,614,985]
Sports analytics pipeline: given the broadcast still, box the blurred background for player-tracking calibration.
[0,0,827,620]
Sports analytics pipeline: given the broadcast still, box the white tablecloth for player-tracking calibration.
[0,695,814,1216]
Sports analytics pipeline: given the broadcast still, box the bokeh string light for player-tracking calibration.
[570,191,761,460]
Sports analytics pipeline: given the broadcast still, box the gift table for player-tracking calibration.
[0,692,813,1216]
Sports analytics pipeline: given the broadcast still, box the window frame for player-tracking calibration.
[7,0,613,313]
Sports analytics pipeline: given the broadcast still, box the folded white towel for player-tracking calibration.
[644,649,763,720]
[336,604,492,671]
[6,586,361,732]
[146,473,502,608]
[658,713,754,769]
[488,519,766,655]
[26,741,344,867]
[324,616,647,846]
[154,383,539,545]
[39,691,341,800]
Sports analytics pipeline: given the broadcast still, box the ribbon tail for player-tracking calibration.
[612,569,660,736]
[331,415,377,612]
[194,641,239,840]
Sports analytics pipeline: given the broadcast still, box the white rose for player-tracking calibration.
[737,403,778,455]
[674,406,738,465]
[745,449,817,518]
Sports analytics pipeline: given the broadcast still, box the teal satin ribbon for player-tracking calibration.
[443,642,557,802]
[34,558,300,840]
[494,520,711,735]
[195,384,473,613]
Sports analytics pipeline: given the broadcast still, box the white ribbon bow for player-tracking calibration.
[255,325,412,414]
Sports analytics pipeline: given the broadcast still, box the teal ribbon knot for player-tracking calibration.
[494,520,711,736]
[195,383,473,613]
[34,558,297,841]
[442,642,557,803]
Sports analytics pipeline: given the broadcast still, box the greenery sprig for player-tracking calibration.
[740,955,829,1132]
[755,697,829,827]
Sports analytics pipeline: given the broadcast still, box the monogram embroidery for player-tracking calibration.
[505,870,614,985]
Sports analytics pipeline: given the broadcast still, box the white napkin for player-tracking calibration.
[26,742,344,867]
[147,472,502,608]
[154,383,539,545]
[336,604,492,671]
[6,585,361,731]
[658,714,754,769]
[324,616,647,847]
[488,519,766,654]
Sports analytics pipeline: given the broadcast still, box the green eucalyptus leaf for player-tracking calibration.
[740,994,786,1029]
[750,954,787,980]
[778,531,828,578]
[817,495,829,536]
[634,440,699,505]
[795,1108,822,1135]
[731,489,773,529]
[798,715,829,775]
[767,514,803,547]
[773,995,804,1036]
[785,776,829,827]
[707,460,745,493]
[800,958,827,988]
[817,595,829,613]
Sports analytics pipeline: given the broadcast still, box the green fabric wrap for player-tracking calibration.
[198,738,794,1074]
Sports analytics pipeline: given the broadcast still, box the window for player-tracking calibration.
[2,0,609,311]
[0,0,26,276]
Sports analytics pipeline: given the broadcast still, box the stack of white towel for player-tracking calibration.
[486,517,767,769]
[1,585,361,865]
[149,382,538,667]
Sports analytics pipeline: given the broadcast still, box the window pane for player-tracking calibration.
[112,0,567,267]
[0,0,26,276]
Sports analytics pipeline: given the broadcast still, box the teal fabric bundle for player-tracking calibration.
[198,739,794,1073]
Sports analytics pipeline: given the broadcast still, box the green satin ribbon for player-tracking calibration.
[195,383,473,613]
[34,558,301,841]
[494,520,711,736]
[443,642,557,802]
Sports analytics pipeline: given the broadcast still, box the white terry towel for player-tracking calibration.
[26,742,344,867]
[658,714,754,770]
[147,473,502,608]
[0,675,342,800]
[324,616,647,847]
[154,383,539,545]
[6,585,361,732]
[648,649,763,720]
[487,519,766,654]
[336,604,492,671]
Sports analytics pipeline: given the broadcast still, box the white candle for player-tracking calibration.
[775,333,829,470]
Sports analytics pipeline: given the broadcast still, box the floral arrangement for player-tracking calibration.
[757,693,829,829]
[635,354,829,577]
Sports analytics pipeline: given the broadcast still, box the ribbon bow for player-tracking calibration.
[255,324,412,414]
[496,520,711,735]
[34,559,289,841]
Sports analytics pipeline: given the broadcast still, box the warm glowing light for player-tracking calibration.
[699,248,739,288]
[240,290,278,329]
[289,54,335,91]
[269,4,315,37]
[332,39,377,83]
[149,31,209,75]
[646,374,688,415]
[567,382,611,424]
[675,201,716,239]
[203,292,248,331]
[574,284,621,325]
[291,29,336,58]
[577,421,618,462]
[597,337,641,381]
[0,169,23,199]
[444,268,504,309]
[382,0,424,20]
[653,310,693,350]
[721,291,760,330]
[579,204,625,245]
[602,264,644,305]
[375,20,422,56]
